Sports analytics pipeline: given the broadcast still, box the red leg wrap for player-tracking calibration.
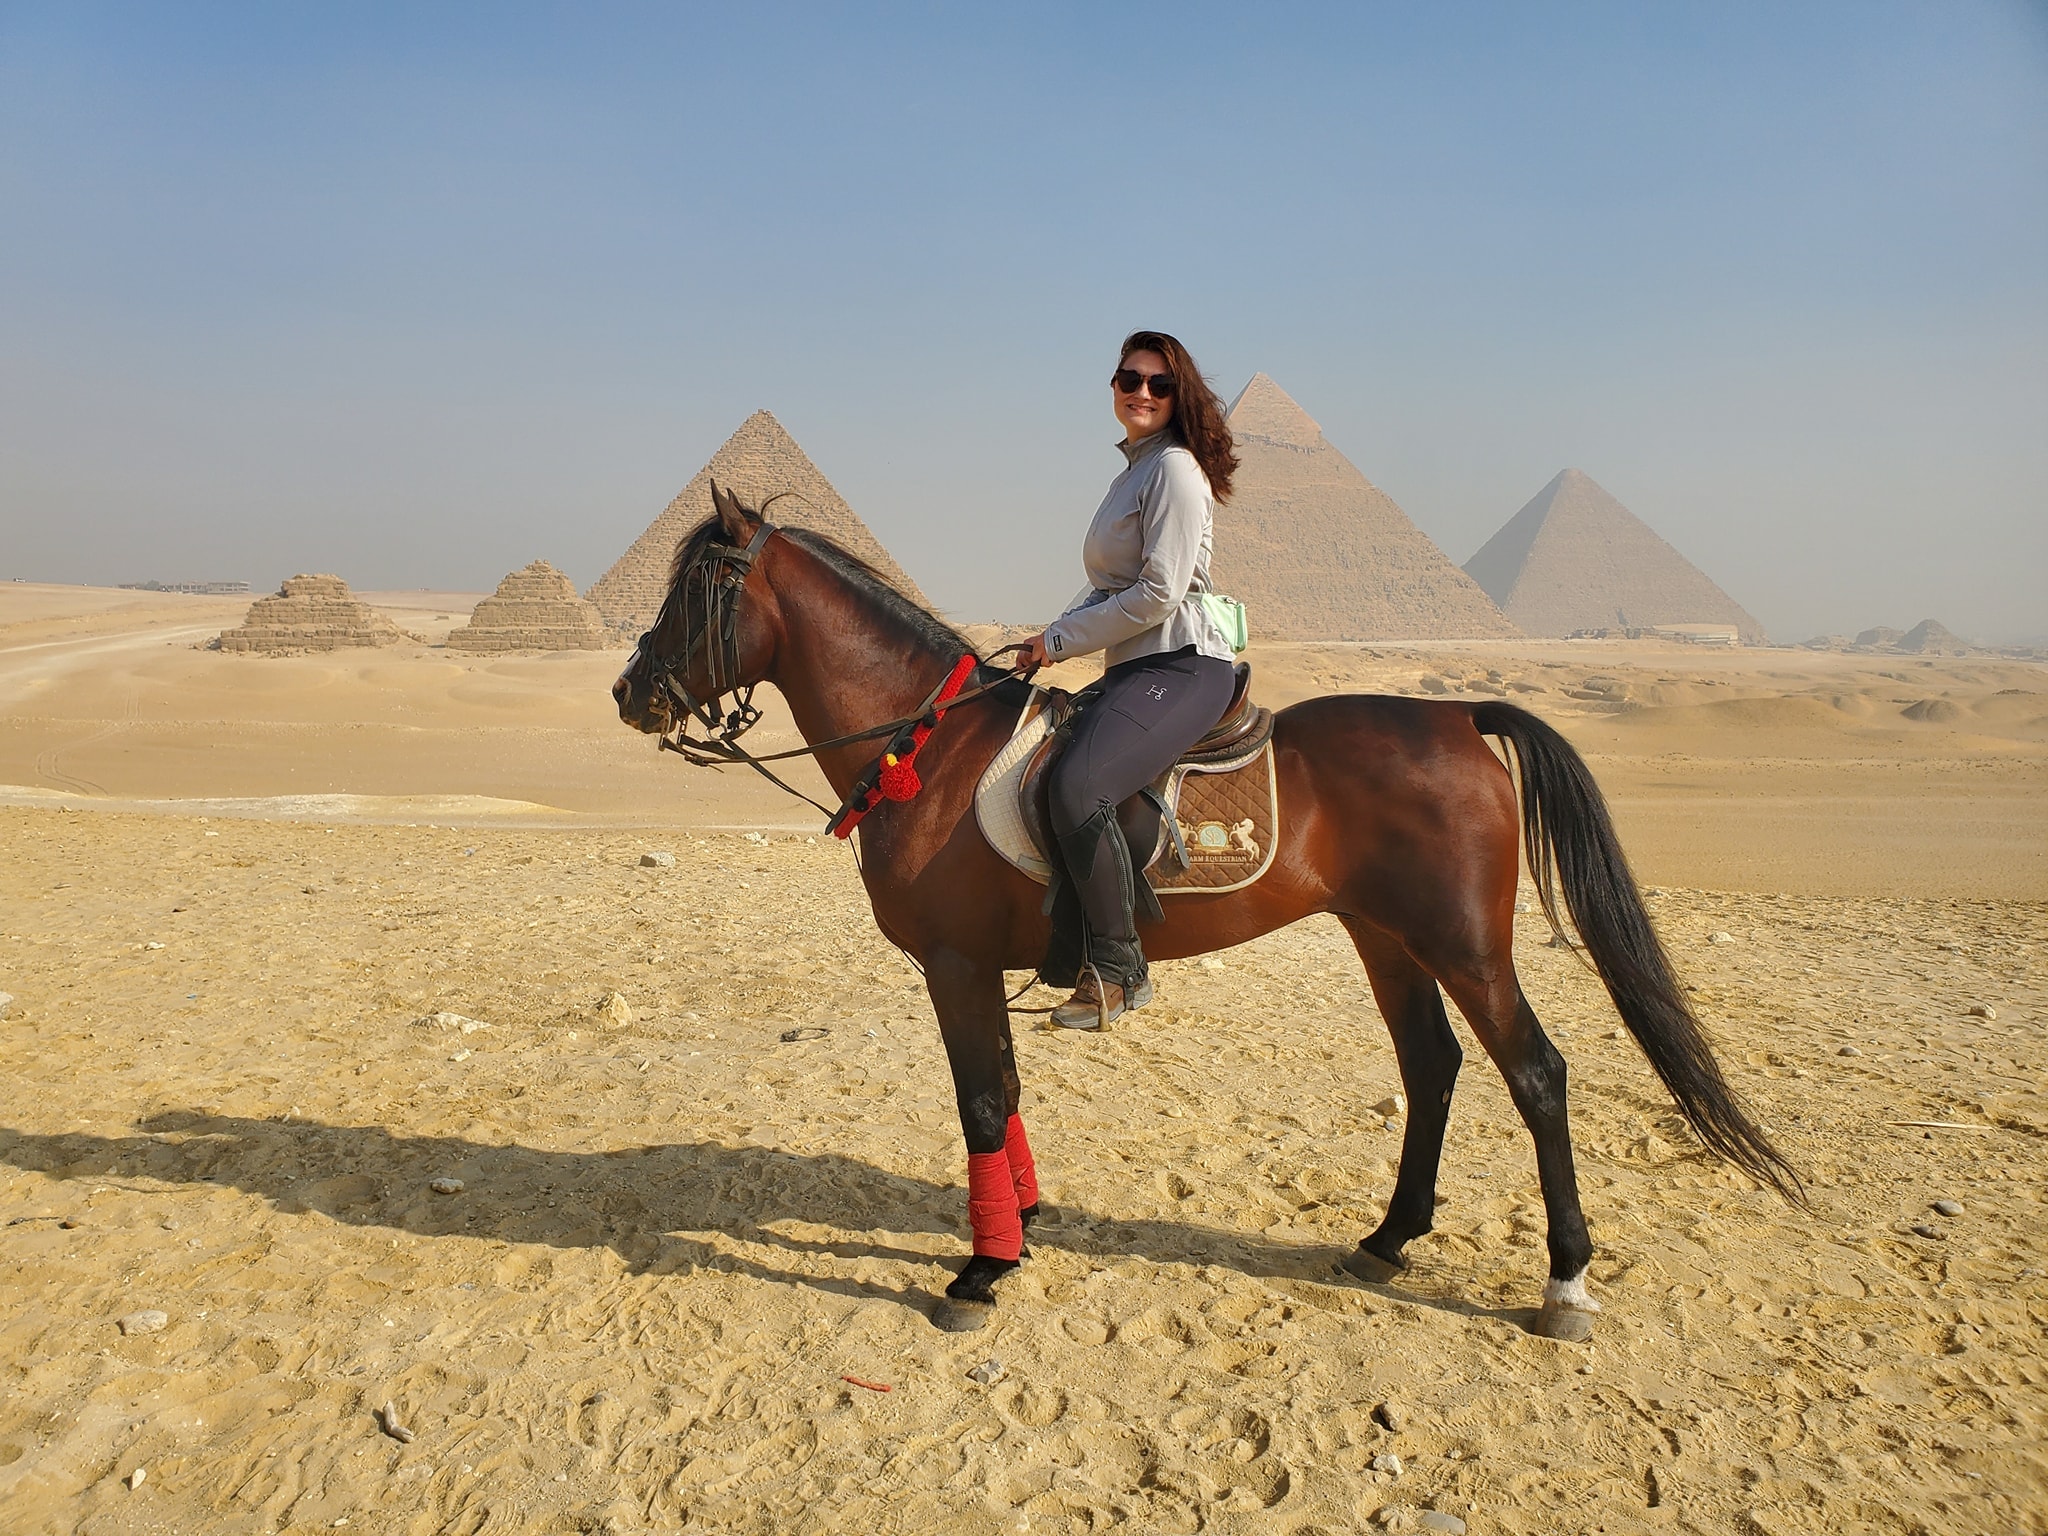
[966,1151,1023,1260]
[1004,1114,1039,1210]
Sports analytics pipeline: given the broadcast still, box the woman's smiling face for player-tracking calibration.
[1112,347,1174,442]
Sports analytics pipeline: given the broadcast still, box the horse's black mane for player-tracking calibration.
[669,505,970,660]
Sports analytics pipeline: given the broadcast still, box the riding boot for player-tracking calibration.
[1051,807,1152,1029]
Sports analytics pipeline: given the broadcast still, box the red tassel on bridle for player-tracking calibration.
[833,653,979,837]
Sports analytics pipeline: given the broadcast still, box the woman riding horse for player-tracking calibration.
[1019,330,1242,1030]
[613,404,1799,1340]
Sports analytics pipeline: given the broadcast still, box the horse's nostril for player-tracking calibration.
[612,676,629,704]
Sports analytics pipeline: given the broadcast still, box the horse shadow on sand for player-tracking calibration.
[0,1114,1532,1328]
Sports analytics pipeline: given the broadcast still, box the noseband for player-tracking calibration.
[638,520,778,758]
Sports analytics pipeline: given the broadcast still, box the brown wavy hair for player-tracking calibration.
[1118,329,1238,502]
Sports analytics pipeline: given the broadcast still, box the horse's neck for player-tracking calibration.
[764,569,958,800]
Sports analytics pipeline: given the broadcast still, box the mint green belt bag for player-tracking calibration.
[1200,592,1249,654]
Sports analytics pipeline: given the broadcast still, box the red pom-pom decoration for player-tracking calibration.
[878,752,922,801]
[832,653,978,838]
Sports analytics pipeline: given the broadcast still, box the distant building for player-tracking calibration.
[120,580,252,595]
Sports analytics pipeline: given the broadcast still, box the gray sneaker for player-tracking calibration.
[1050,972,1154,1031]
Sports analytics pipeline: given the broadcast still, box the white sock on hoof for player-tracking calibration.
[1542,1269,1600,1312]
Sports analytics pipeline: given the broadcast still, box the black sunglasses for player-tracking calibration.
[1111,368,1176,398]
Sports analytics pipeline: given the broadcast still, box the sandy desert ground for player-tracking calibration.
[1,583,2045,1534]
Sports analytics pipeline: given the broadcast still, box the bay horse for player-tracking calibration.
[612,486,1799,1338]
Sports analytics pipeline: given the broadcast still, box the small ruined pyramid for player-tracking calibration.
[1854,619,1973,656]
[1217,375,1517,639]
[1464,469,1766,642]
[587,410,929,631]
[216,574,406,654]
[447,560,609,652]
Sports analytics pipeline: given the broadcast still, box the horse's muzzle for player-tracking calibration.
[612,672,669,734]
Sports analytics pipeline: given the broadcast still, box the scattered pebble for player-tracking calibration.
[967,1357,1006,1386]
[1547,933,1575,950]
[1966,1003,1997,1020]
[1837,1044,1862,1057]
[378,1402,416,1443]
[1373,1451,1404,1476]
[1198,957,1226,971]
[1931,1199,1964,1217]
[419,1011,491,1034]
[1373,1399,1408,1433]
[1371,1095,1406,1120]
[118,1309,169,1336]
[127,1466,146,1489]
[1419,1513,1467,1535]
[596,992,635,1030]
[0,991,15,1015]
[1374,1504,1419,1531]
[1708,932,1735,945]
[143,941,166,951]
[429,1178,464,1195]
[1909,1223,1943,1240]
[639,851,675,868]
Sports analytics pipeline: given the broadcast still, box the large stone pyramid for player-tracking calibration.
[1464,469,1766,643]
[1217,375,1518,639]
[447,560,609,652]
[587,410,929,631]
[216,574,406,654]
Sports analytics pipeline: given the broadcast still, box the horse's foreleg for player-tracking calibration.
[1338,918,1463,1282]
[924,947,1029,1331]
[996,1010,1041,1226]
[1432,959,1598,1342]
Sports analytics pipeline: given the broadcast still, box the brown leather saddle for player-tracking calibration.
[1018,660,1274,895]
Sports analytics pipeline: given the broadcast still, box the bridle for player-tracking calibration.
[633,517,1036,821]
[638,519,777,766]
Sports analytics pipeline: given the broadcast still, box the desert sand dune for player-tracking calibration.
[0,584,2044,1533]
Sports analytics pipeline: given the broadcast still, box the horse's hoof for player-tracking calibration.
[935,1252,1018,1331]
[1532,1300,1596,1343]
[930,1296,995,1333]
[1338,1244,1406,1284]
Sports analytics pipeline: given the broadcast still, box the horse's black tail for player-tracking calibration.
[1472,701,1804,1205]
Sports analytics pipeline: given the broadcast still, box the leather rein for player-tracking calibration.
[639,521,1032,824]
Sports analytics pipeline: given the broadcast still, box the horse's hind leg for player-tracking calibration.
[1427,953,1598,1342]
[1337,918,1463,1282]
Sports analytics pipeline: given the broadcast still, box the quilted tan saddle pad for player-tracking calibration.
[974,692,1280,895]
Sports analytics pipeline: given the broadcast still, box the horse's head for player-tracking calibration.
[612,482,780,736]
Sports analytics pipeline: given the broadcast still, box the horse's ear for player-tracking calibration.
[708,480,754,543]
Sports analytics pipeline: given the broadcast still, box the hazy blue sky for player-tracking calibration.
[4,3,2044,641]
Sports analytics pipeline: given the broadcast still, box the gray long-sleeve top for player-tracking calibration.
[1043,431,1235,668]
